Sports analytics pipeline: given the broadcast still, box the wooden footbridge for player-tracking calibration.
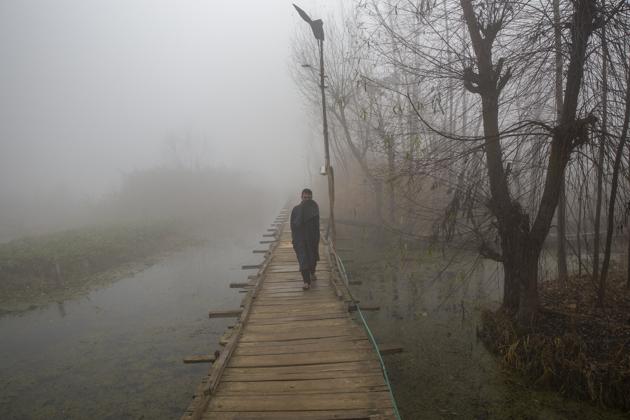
[181,208,399,420]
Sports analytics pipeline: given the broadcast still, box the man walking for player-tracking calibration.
[290,188,320,290]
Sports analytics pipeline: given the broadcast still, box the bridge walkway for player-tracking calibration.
[183,209,397,420]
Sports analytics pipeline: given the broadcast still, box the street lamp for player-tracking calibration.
[293,3,336,247]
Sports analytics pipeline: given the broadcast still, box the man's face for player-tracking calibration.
[301,192,312,201]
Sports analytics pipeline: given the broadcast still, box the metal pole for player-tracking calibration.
[318,39,336,247]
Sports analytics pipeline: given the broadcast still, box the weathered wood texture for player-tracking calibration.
[182,216,395,420]
[184,355,217,364]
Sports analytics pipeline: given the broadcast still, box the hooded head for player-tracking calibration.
[301,188,313,202]
[299,188,318,221]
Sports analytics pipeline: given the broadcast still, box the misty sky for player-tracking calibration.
[0,0,338,198]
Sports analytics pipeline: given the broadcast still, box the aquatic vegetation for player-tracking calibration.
[0,222,198,314]
[479,276,630,412]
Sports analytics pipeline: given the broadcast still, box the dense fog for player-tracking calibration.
[0,0,339,240]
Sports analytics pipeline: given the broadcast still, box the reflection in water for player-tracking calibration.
[56,301,66,318]
[345,230,627,420]
[0,210,278,419]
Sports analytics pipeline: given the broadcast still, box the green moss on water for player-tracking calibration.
[0,222,200,315]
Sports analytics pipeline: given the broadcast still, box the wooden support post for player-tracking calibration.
[208,309,242,319]
[348,304,380,312]
[219,334,231,346]
[183,355,216,364]
[247,274,258,280]
[229,282,253,289]
[378,344,404,355]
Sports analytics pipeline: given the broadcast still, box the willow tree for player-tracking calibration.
[459,0,600,323]
[355,0,605,324]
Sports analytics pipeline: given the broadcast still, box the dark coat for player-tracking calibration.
[291,199,320,271]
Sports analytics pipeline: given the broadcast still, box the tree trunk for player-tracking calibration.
[558,182,568,281]
[387,137,395,224]
[460,0,596,324]
[554,0,568,283]
[577,178,583,277]
[593,30,609,289]
[374,178,384,225]
[502,263,520,312]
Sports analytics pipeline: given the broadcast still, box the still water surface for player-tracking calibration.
[3,216,627,420]
[345,231,628,420]
[0,212,278,419]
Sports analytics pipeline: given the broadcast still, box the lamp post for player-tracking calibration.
[293,3,336,247]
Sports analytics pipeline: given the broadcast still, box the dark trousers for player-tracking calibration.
[300,262,317,284]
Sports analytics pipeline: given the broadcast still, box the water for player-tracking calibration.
[343,230,629,420]
[0,217,277,419]
[3,215,626,420]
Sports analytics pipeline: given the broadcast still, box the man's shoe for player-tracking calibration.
[302,282,310,290]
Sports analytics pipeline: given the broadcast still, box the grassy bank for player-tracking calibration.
[0,222,199,315]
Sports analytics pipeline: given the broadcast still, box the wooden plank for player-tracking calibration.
[203,408,395,420]
[241,264,262,270]
[246,312,348,325]
[234,339,372,356]
[378,344,403,355]
[184,355,217,364]
[248,309,347,319]
[234,336,371,349]
[221,370,383,383]
[255,292,332,300]
[228,349,377,368]
[209,309,243,318]
[260,283,332,291]
[206,392,393,412]
[224,359,381,374]
[250,301,344,310]
[259,282,330,289]
[348,304,380,312]
[258,286,332,294]
[239,328,364,343]
[243,318,352,333]
[250,307,346,317]
[250,307,346,316]
[229,282,253,289]
[216,376,387,394]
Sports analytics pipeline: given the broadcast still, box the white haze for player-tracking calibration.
[0,0,341,200]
